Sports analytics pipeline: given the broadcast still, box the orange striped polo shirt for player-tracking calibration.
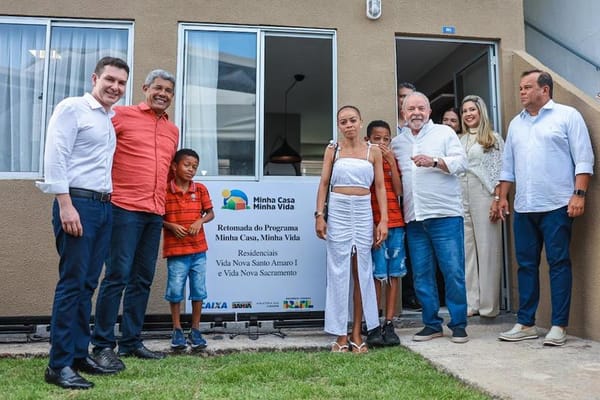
[163,180,213,258]
[371,160,405,227]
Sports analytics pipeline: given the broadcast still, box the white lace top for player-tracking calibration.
[460,131,504,194]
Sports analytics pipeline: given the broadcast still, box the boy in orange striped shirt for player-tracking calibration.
[163,149,214,350]
[366,120,406,346]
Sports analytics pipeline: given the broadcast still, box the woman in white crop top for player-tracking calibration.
[315,105,388,353]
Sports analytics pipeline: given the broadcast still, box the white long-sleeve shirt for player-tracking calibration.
[391,121,467,222]
[36,93,116,194]
[500,100,594,213]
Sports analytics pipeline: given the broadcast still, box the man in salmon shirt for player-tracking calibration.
[92,69,179,370]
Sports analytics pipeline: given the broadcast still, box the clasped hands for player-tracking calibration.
[489,198,508,223]
[411,154,434,168]
[170,221,203,238]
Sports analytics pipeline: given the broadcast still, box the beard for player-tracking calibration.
[407,117,426,132]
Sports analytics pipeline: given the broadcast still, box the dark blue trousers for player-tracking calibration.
[49,197,112,369]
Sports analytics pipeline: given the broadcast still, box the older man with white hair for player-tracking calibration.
[391,92,469,343]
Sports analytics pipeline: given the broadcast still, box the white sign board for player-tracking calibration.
[191,180,327,315]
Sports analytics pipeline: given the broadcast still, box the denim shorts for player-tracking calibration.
[372,226,407,279]
[165,252,207,303]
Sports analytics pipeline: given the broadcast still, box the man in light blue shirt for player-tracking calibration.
[36,57,129,389]
[497,69,594,346]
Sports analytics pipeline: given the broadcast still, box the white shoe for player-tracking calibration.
[498,323,538,342]
[543,326,567,346]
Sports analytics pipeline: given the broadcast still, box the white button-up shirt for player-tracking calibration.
[392,120,467,222]
[500,100,594,213]
[36,93,116,194]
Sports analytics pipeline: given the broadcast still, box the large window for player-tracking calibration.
[0,18,133,178]
[178,25,335,179]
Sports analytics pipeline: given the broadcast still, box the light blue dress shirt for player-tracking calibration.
[36,93,116,194]
[500,100,594,213]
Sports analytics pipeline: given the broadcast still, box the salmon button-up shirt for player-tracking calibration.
[111,102,179,215]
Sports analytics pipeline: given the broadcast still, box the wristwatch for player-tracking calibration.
[432,157,439,168]
[314,211,325,218]
[573,189,586,197]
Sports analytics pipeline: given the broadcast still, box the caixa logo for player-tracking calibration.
[204,301,228,309]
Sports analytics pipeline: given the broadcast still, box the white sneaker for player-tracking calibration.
[498,323,538,342]
[543,326,567,346]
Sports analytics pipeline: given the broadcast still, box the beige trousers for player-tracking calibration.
[462,173,502,317]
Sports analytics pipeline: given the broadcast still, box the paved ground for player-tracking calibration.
[2,312,599,400]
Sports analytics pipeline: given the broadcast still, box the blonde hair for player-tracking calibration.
[460,95,496,151]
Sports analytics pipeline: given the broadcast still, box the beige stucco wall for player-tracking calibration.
[0,0,535,329]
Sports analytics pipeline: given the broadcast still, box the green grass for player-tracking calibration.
[0,348,491,400]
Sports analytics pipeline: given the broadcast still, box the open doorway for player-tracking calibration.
[395,37,501,133]
[263,33,334,177]
[395,36,509,311]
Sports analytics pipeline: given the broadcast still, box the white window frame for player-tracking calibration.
[0,16,134,180]
[176,23,337,181]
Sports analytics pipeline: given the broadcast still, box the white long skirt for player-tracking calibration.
[324,192,379,336]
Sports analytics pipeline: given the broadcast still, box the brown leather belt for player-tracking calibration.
[69,188,112,202]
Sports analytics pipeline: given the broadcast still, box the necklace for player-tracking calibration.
[464,133,478,154]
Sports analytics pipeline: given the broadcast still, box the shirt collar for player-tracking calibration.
[138,101,170,120]
[84,93,115,117]
[169,179,196,194]
[519,99,555,119]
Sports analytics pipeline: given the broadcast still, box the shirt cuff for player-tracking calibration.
[35,180,69,194]
[575,162,594,175]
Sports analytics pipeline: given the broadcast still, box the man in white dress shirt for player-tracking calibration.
[391,92,469,343]
[497,70,594,346]
[36,57,129,389]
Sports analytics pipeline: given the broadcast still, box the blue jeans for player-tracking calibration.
[513,206,573,327]
[406,216,467,331]
[372,227,407,279]
[165,252,207,303]
[49,197,112,369]
[92,205,163,353]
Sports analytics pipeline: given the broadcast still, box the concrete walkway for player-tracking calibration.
[1,313,599,400]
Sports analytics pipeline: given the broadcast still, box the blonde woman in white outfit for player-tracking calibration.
[315,105,388,353]
[460,95,504,318]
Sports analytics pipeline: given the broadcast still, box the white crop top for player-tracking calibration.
[330,145,374,189]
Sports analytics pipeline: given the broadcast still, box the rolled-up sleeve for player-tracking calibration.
[568,109,594,175]
[443,134,467,176]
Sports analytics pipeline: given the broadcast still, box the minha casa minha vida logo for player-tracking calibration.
[221,189,295,211]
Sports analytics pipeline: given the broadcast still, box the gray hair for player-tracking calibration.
[402,91,430,111]
[144,69,176,88]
